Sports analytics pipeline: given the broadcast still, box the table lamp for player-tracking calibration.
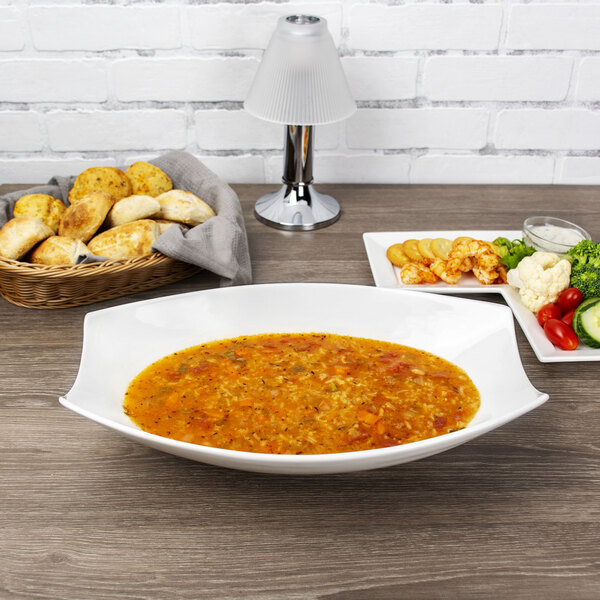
[244,15,356,230]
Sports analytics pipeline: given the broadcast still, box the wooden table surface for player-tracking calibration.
[1,183,599,599]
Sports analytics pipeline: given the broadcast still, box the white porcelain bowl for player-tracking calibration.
[60,283,548,474]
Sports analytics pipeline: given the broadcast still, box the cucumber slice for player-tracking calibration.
[573,297,600,349]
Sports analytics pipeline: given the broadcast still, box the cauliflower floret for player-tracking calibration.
[513,252,571,313]
[506,268,522,289]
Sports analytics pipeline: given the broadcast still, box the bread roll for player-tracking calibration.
[58,191,115,242]
[29,235,89,266]
[0,217,54,261]
[125,162,173,197]
[155,219,188,235]
[13,194,67,233]
[69,166,132,204]
[106,195,160,228]
[155,190,215,226]
[88,219,159,260]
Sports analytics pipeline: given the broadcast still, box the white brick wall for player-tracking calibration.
[1,60,108,102]
[0,8,25,51]
[506,4,600,50]
[495,109,600,150]
[343,57,419,101]
[0,112,43,152]
[1,0,600,185]
[187,3,344,48]
[347,4,503,51]
[423,56,573,102]
[29,6,182,51]
[113,58,257,102]
[46,110,188,151]
[348,109,489,150]
[576,58,600,100]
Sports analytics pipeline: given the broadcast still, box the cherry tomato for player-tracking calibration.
[561,308,576,328]
[537,303,562,327]
[544,318,579,351]
[557,287,584,312]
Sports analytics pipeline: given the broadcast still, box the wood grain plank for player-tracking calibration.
[1,182,599,600]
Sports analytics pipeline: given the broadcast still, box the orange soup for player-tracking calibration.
[124,333,480,455]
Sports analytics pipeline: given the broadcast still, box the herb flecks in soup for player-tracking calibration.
[124,333,480,455]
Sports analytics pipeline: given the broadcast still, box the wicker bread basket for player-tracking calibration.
[0,252,201,309]
[0,152,252,309]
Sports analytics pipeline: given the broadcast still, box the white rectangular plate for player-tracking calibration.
[363,231,600,363]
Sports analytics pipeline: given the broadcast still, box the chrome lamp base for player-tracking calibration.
[254,183,340,231]
[254,124,341,231]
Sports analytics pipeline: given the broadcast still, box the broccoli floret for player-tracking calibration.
[567,240,600,299]
[570,267,600,300]
[568,240,600,268]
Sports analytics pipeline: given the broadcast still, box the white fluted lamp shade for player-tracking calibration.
[244,15,356,125]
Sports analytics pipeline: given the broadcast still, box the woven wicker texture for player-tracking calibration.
[0,253,200,309]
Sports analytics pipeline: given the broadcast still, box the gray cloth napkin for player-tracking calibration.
[0,151,252,286]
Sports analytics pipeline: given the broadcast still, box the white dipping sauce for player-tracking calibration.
[529,225,585,253]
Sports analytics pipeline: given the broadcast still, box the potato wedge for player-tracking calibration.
[386,243,410,267]
[431,238,452,260]
[417,238,436,260]
[402,239,423,262]
[453,236,474,245]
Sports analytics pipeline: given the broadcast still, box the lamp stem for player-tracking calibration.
[283,125,313,186]
[253,123,340,230]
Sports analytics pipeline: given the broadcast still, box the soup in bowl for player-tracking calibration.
[60,283,548,474]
